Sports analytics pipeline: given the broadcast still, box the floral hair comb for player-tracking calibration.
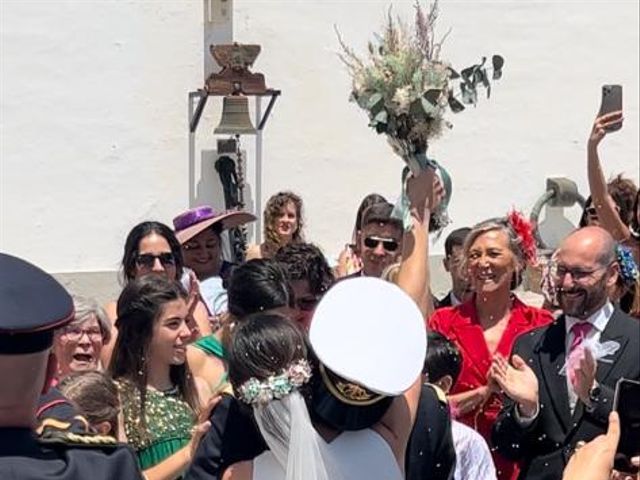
[238,359,313,405]
[507,210,537,266]
[615,244,639,286]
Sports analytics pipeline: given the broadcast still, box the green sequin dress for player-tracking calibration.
[116,379,195,471]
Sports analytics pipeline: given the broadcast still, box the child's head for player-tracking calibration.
[423,331,462,394]
[58,371,120,437]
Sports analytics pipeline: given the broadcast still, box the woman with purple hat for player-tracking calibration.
[173,205,256,394]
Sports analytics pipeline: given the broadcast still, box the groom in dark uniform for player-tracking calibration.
[0,253,143,480]
[491,227,640,480]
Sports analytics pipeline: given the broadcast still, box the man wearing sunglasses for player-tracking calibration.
[274,243,335,330]
[356,201,404,278]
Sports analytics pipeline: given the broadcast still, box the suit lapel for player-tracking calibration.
[595,309,629,385]
[569,309,628,428]
[537,317,572,432]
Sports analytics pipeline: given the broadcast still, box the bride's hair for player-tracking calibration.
[227,313,338,480]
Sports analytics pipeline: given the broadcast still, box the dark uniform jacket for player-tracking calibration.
[406,383,456,480]
[492,309,640,480]
[185,394,267,480]
[0,427,143,480]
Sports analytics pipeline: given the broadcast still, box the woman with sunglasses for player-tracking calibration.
[102,221,211,367]
[109,275,212,478]
[246,191,305,260]
[429,213,553,480]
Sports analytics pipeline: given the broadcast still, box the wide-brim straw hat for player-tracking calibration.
[309,277,426,430]
[173,205,256,244]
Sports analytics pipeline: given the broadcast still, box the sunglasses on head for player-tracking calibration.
[364,236,399,252]
[135,252,176,269]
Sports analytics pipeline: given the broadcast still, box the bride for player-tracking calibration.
[222,169,436,480]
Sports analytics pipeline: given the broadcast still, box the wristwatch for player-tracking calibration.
[586,383,601,411]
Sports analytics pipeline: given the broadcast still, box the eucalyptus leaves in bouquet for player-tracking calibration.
[337,0,504,230]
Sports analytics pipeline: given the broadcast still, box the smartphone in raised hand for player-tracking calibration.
[599,85,623,132]
[613,378,640,473]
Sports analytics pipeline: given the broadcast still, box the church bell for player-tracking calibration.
[214,96,257,135]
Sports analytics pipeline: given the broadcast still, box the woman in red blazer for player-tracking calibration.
[429,213,553,480]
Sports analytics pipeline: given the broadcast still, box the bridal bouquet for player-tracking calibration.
[337,0,504,176]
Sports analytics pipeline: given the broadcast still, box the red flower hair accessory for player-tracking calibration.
[507,210,537,266]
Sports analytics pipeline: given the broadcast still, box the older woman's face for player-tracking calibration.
[466,229,517,295]
[54,316,104,378]
[134,233,177,281]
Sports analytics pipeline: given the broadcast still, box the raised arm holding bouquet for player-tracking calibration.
[337,0,504,232]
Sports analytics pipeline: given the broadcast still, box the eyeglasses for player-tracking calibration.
[364,236,399,252]
[135,252,176,269]
[61,326,103,341]
[554,264,607,282]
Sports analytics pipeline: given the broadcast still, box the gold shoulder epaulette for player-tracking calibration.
[39,428,118,448]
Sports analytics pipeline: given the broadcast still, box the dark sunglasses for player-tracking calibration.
[364,236,399,252]
[296,296,321,312]
[135,252,176,269]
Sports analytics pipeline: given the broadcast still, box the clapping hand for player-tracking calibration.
[490,354,539,417]
[570,347,597,407]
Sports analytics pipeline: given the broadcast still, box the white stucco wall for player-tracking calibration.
[1,0,639,299]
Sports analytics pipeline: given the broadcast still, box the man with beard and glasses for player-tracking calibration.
[491,226,640,480]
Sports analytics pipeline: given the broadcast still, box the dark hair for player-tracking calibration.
[423,331,462,386]
[361,201,402,230]
[631,190,640,236]
[579,196,593,228]
[121,221,184,283]
[274,243,335,297]
[227,313,307,391]
[58,371,120,437]
[609,175,638,226]
[109,275,198,431]
[444,227,471,257]
[580,176,639,228]
[227,259,293,318]
[352,194,387,240]
[264,191,304,251]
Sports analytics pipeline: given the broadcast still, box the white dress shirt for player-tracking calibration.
[564,301,614,411]
[451,421,497,480]
[516,301,614,424]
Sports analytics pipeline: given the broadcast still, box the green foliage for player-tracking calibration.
[336,0,504,159]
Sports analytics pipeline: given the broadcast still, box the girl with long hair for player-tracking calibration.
[109,275,210,478]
